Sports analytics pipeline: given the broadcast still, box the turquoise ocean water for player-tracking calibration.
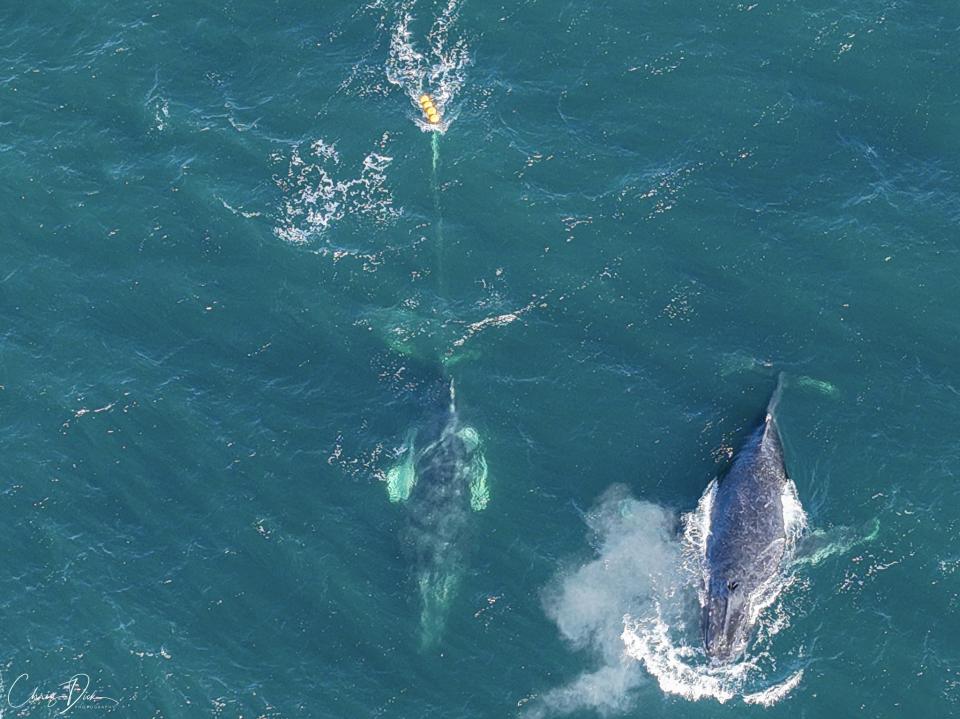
[2,0,959,716]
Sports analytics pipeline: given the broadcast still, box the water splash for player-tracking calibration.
[526,486,678,718]
[273,136,399,245]
[386,0,470,133]
[530,485,808,717]
[617,479,808,707]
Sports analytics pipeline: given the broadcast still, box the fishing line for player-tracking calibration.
[418,94,445,297]
[430,130,445,298]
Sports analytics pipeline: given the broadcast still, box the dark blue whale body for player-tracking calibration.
[702,380,793,662]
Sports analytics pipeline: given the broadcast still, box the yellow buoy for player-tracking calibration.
[419,93,441,124]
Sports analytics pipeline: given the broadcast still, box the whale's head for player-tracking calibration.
[702,577,751,662]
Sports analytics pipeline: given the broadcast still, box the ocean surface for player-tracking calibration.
[2,0,959,717]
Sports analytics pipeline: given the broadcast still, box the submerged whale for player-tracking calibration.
[701,377,802,662]
[386,379,489,647]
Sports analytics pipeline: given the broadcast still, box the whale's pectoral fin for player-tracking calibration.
[386,462,416,503]
[442,347,482,369]
[791,517,879,568]
[366,306,439,362]
[795,375,839,397]
[457,426,490,511]
[720,350,769,377]
[469,454,489,511]
[386,432,418,504]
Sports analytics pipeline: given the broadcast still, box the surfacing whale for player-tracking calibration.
[386,379,489,647]
[700,377,803,662]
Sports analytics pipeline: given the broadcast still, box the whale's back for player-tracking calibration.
[708,417,788,571]
[702,408,791,661]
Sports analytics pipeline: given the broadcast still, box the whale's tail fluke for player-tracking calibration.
[418,566,458,649]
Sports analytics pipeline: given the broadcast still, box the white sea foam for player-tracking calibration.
[385,0,470,132]
[448,297,541,352]
[273,134,399,244]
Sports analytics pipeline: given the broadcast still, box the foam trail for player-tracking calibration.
[386,0,458,294]
[743,669,805,706]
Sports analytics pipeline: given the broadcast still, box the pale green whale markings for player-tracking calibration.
[457,426,490,511]
[384,425,490,509]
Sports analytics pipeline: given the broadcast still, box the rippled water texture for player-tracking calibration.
[1,0,959,717]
